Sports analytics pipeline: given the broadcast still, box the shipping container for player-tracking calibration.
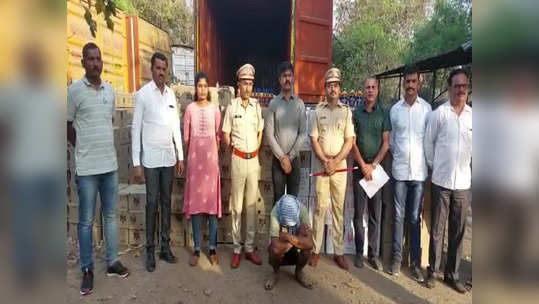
[195,0,333,103]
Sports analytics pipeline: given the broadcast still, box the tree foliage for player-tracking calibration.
[332,0,429,100]
[404,0,471,64]
[83,0,134,37]
[332,0,472,103]
[405,0,472,102]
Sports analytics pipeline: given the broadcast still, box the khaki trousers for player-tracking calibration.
[312,159,347,255]
[230,154,260,254]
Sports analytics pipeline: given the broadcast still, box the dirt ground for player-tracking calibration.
[66,241,472,304]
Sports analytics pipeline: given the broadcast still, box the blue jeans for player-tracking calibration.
[392,180,425,266]
[191,214,217,251]
[76,170,119,271]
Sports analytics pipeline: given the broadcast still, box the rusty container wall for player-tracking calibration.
[293,0,333,103]
[195,0,332,103]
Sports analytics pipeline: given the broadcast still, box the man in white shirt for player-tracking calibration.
[424,69,472,293]
[388,65,431,282]
[131,52,184,272]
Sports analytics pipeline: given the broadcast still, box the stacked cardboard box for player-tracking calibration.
[116,183,186,248]
[113,108,134,184]
[115,92,134,108]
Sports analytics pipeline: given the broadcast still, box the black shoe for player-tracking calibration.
[444,277,467,293]
[159,248,178,264]
[354,255,364,268]
[410,265,425,282]
[80,268,93,296]
[107,261,129,278]
[388,261,400,276]
[368,257,382,271]
[425,273,436,289]
[146,249,156,272]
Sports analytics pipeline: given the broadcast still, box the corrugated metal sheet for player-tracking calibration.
[136,17,171,87]
[66,0,128,91]
[293,0,332,102]
[171,46,195,85]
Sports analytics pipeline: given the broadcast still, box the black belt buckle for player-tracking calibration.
[245,152,251,159]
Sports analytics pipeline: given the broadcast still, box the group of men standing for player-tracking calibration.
[67,41,471,296]
[265,64,472,294]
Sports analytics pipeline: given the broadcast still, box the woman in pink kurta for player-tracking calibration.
[183,72,221,266]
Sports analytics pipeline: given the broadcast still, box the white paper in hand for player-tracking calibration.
[359,166,390,198]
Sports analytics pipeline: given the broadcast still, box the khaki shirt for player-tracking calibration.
[310,101,355,157]
[222,97,264,152]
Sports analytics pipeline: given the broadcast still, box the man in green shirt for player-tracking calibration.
[264,195,314,290]
[351,77,391,270]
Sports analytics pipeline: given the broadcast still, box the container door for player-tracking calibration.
[293,0,332,103]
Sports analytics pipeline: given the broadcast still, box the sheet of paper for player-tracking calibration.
[359,166,390,198]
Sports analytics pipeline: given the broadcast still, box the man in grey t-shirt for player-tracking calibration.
[264,62,307,203]
[67,42,129,296]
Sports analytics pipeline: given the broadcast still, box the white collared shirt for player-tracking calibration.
[424,101,472,190]
[389,96,432,181]
[132,80,184,168]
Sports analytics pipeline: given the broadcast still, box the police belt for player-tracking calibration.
[233,147,258,159]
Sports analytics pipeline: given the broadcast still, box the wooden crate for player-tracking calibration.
[128,229,145,246]
[117,227,129,245]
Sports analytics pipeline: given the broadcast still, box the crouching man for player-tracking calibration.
[264,195,315,290]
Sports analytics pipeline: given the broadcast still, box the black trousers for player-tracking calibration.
[268,245,310,273]
[144,166,174,251]
[352,167,382,258]
[271,157,301,204]
[428,184,471,281]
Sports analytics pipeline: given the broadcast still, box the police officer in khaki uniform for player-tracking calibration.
[309,68,355,271]
[222,63,264,269]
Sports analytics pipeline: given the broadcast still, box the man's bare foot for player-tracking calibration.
[264,272,280,290]
[295,270,314,289]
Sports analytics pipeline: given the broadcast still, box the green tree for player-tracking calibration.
[82,0,134,37]
[404,0,471,64]
[332,0,430,104]
[404,0,472,103]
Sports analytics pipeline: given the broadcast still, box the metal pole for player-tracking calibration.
[398,75,402,98]
[432,70,437,104]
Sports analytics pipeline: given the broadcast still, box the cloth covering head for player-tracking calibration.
[276,194,300,235]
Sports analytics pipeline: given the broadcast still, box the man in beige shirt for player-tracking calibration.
[222,63,264,268]
[309,68,355,270]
